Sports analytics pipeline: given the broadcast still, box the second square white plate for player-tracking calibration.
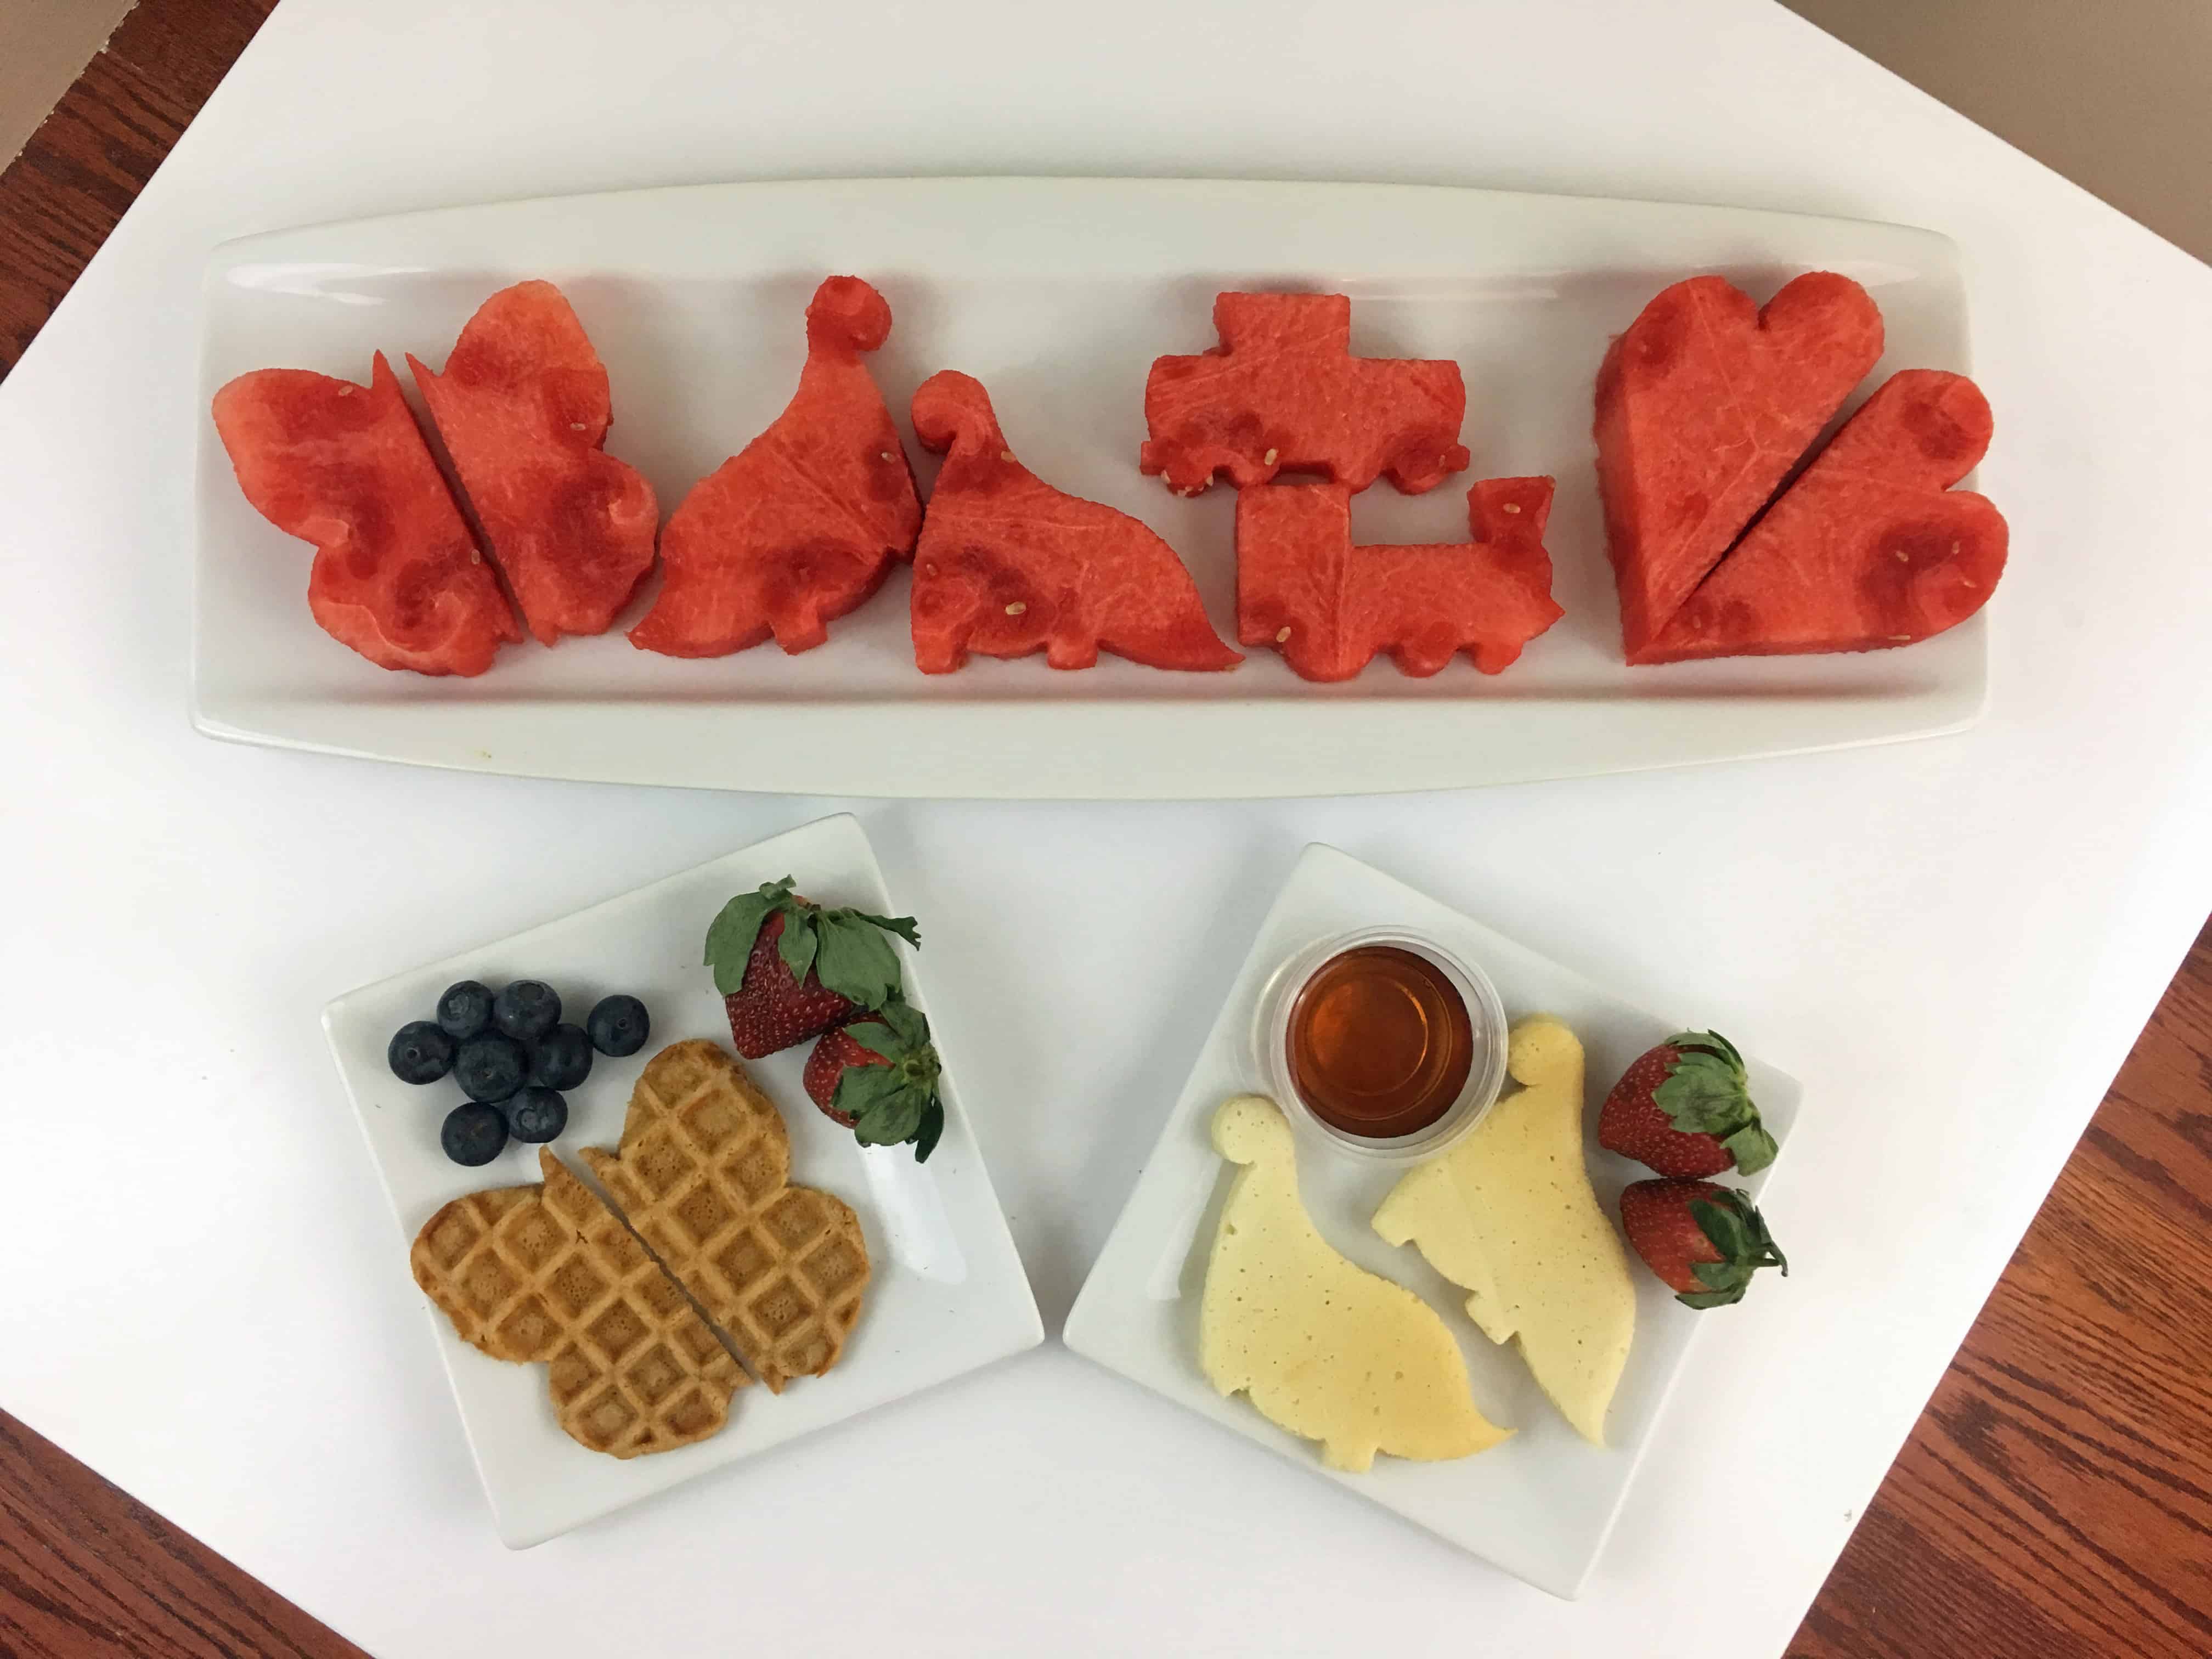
[1062,842,1800,1599]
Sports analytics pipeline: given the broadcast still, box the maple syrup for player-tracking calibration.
[1285,945,1475,1139]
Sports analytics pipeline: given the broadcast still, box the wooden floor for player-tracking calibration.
[2,3,2207,1654]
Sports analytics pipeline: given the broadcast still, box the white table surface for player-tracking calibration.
[3,2,2209,1655]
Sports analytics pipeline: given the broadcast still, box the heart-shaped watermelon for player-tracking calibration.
[1640,370,2006,662]
[1595,273,1884,657]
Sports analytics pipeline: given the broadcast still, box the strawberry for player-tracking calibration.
[704,877,919,1058]
[802,999,946,1162]
[1619,1180,1787,1308]
[1598,1029,1776,1177]
[803,1028,881,1128]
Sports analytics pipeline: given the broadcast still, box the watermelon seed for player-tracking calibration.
[879,452,894,462]
[1502,502,1521,515]
[1005,602,1028,617]
[1888,634,1911,642]
[1894,549,1910,562]
[570,422,587,432]
[1950,541,1961,556]
[337,385,354,397]
[998,449,1015,462]
[1275,627,1292,644]
[1262,448,1279,466]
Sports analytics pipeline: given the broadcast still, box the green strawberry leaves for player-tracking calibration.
[705,877,796,995]
[703,877,921,1007]
[836,1061,911,1121]
[1675,1191,1788,1309]
[814,913,905,1010]
[1652,1031,1747,1129]
[913,1100,946,1163]
[832,1000,945,1162]
[778,906,821,984]
[1720,1121,1780,1173]
[1654,1029,1777,1174]
[844,1000,929,1056]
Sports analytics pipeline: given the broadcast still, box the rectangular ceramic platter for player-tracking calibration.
[1062,844,1800,1599]
[197,176,1978,798]
[322,813,1041,1546]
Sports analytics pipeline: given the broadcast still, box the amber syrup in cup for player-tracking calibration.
[1285,945,1475,1139]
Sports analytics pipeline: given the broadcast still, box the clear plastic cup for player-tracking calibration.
[1251,926,1509,1165]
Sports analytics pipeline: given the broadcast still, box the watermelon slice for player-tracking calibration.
[408,281,658,645]
[631,276,919,657]
[211,354,521,676]
[1594,272,1883,657]
[1237,477,1562,681]
[909,370,1241,674]
[1141,292,1470,496]
[1641,370,2006,663]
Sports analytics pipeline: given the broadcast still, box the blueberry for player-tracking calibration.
[454,1032,528,1103]
[441,1101,508,1166]
[528,1023,593,1090]
[387,1020,456,1085]
[436,979,494,1040]
[493,979,561,1042]
[505,1085,568,1143]
[586,994,650,1058]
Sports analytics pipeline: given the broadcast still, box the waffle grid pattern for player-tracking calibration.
[411,1149,748,1458]
[583,1039,870,1393]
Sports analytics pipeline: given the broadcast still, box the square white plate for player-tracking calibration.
[1062,843,1800,1599]
[323,812,1041,1547]
[196,176,1980,798]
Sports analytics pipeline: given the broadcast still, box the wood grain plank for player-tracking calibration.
[1790,918,2212,1658]
[0,0,278,376]
[0,1410,365,1659]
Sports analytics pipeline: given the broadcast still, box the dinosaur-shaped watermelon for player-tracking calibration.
[211,353,521,676]
[631,277,920,657]
[409,280,658,645]
[1237,477,1562,681]
[909,371,1240,674]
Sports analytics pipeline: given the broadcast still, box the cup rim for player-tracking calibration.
[1252,924,1509,1166]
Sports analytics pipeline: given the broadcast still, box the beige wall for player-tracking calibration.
[0,0,138,164]
[1784,0,2212,263]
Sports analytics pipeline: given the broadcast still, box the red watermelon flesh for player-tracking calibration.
[630,276,919,657]
[1594,272,1883,657]
[408,280,658,645]
[1641,370,2005,663]
[1237,477,1562,682]
[211,353,521,676]
[909,371,1242,674]
[1142,292,1470,496]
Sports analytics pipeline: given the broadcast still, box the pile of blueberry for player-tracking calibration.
[387,979,651,1167]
